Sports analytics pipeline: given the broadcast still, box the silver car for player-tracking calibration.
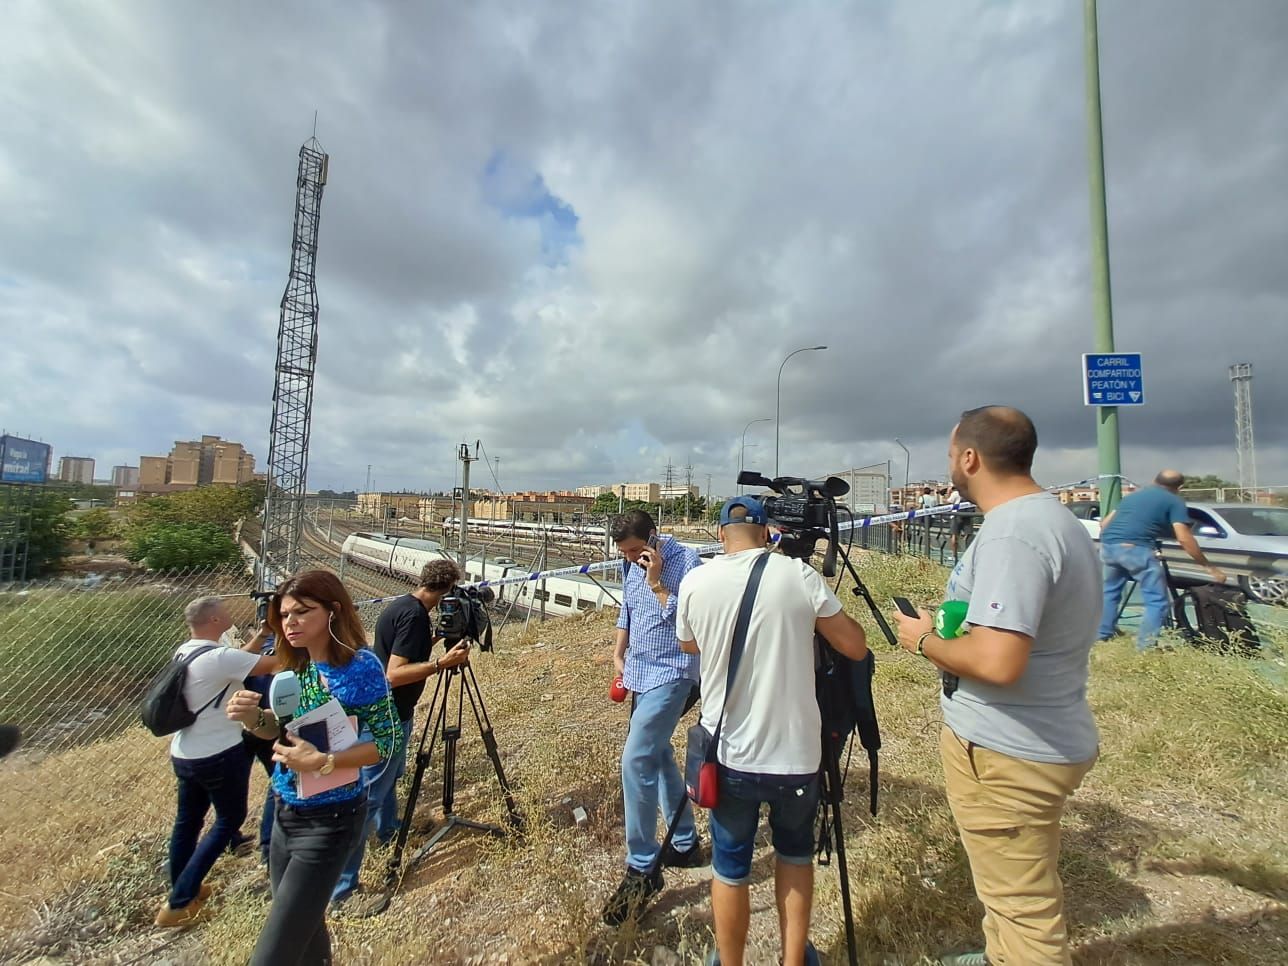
[1075,501,1288,606]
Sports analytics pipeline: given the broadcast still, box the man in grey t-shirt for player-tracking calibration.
[893,406,1101,966]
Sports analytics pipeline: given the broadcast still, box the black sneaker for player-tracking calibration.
[660,838,707,869]
[601,866,664,926]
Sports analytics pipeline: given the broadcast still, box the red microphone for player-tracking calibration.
[609,676,628,703]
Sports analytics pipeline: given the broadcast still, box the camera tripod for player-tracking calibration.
[372,652,523,912]
[810,541,894,966]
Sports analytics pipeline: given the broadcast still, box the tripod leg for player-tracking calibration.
[384,673,448,890]
[822,735,859,966]
[462,665,524,830]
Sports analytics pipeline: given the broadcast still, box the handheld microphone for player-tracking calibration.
[268,671,302,745]
[935,601,970,639]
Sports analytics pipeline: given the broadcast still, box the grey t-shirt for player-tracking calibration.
[941,491,1101,764]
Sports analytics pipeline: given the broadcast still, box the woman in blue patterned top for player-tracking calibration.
[227,570,401,966]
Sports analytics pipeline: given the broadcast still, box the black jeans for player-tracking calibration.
[168,742,252,908]
[250,796,367,966]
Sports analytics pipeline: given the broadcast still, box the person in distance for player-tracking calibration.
[1096,469,1226,652]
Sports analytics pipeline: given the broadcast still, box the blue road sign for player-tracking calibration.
[1083,353,1145,407]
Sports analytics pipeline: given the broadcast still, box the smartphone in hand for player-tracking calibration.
[892,596,920,618]
[636,532,659,568]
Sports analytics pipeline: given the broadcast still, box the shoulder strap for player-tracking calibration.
[178,645,229,716]
[707,551,771,763]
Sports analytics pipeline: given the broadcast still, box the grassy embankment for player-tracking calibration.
[0,551,1285,964]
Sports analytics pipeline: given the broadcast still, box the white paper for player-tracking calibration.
[286,697,358,752]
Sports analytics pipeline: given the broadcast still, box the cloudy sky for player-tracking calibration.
[2,0,1284,497]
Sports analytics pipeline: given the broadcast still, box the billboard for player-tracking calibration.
[0,435,52,484]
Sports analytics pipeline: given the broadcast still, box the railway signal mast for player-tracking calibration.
[259,136,329,588]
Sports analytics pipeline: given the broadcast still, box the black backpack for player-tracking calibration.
[140,645,228,737]
[816,643,882,815]
[1181,585,1261,655]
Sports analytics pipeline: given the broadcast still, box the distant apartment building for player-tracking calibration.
[824,465,890,513]
[356,492,424,519]
[111,465,140,489]
[138,435,256,494]
[1054,483,1137,505]
[618,482,661,503]
[575,484,611,498]
[659,483,700,501]
[58,456,96,485]
[889,481,949,508]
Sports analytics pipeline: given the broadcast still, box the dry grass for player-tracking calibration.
[2,551,1286,964]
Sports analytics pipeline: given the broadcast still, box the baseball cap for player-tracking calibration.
[720,495,769,526]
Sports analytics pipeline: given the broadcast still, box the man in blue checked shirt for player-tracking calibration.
[602,509,705,926]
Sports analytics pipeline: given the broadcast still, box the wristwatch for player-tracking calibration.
[319,753,336,776]
[649,580,664,593]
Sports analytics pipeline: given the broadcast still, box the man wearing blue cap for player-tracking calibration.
[677,496,869,966]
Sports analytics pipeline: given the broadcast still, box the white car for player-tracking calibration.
[1074,501,1288,606]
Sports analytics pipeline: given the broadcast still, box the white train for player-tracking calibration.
[340,532,619,619]
[440,517,607,546]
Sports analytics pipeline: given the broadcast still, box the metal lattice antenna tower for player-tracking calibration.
[1229,363,1256,499]
[260,137,329,588]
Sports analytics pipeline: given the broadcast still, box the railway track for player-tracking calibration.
[298,523,409,603]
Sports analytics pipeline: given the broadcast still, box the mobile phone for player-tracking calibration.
[892,596,920,618]
[636,532,659,568]
[297,721,330,753]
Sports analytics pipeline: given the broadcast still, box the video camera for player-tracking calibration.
[438,585,496,651]
[736,470,849,577]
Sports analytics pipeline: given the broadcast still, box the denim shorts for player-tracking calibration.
[709,768,820,886]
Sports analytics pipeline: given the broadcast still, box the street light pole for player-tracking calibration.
[739,417,772,493]
[1084,0,1122,517]
[775,345,827,476]
[894,438,910,502]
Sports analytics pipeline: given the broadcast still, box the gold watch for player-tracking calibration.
[319,753,336,776]
[649,580,664,593]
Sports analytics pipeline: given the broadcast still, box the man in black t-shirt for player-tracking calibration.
[332,559,470,905]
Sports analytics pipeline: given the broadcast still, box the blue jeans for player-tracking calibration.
[252,796,366,966]
[1099,542,1170,651]
[709,769,819,886]
[332,717,412,902]
[623,679,698,871]
[245,733,277,861]
[168,742,252,908]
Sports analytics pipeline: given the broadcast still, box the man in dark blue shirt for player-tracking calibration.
[1098,470,1227,651]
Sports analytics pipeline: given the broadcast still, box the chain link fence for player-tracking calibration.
[0,564,260,754]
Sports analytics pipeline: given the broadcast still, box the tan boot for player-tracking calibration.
[154,896,206,928]
[198,883,213,901]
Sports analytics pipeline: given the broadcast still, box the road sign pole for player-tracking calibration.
[1085,0,1122,516]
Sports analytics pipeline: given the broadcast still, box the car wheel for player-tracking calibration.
[1242,573,1288,607]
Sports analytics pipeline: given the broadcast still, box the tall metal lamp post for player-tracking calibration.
[894,437,910,504]
[775,345,827,476]
[739,417,772,493]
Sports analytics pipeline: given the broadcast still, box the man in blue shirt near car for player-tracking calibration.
[1098,470,1227,651]
[602,509,704,926]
